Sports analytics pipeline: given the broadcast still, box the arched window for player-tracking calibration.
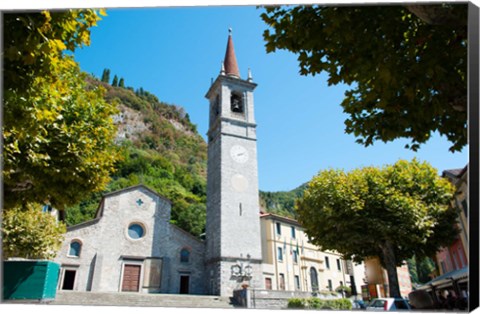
[230,93,243,113]
[310,267,319,292]
[180,248,190,263]
[68,240,82,257]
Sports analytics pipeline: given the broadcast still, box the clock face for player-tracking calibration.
[230,145,249,163]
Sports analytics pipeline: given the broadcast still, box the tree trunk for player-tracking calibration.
[380,241,402,298]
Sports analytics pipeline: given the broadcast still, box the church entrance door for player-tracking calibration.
[179,275,190,294]
[122,264,141,292]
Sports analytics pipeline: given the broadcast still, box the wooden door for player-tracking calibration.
[179,275,190,294]
[122,264,141,292]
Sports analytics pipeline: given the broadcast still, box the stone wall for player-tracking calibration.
[242,289,314,309]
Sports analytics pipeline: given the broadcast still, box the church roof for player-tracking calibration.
[223,29,240,78]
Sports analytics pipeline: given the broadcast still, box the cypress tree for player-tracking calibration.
[119,78,125,88]
[112,75,118,87]
[101,68,110,83]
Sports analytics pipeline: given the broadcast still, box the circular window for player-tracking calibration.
[128,223,145,239]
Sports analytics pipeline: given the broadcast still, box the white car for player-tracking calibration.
[366,298,411,311]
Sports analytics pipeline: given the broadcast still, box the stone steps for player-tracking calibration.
[50,291,236,308]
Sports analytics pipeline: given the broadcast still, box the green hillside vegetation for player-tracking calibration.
[67,69,306,237]
[259,183,307,218]
[66,72,207,237]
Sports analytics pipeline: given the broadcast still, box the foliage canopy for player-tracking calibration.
[3,10,118,212]
[2,204,67,260]
[261,4,467,152]
[296,159,458,297]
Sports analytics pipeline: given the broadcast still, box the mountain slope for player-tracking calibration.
[66,74,306,236]
[259,183,307,218]
[66,76,208,237]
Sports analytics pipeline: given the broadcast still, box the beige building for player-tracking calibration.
[260,213,366,296]
[363,257,412,299]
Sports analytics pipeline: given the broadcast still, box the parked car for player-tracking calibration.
[366,298,411,311]
[351,299,367,309]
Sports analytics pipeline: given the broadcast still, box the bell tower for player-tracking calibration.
[204,29,263,296]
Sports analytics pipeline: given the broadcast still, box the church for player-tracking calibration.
[54,31,369,298]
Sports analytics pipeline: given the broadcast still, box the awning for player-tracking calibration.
[416,267,468,290]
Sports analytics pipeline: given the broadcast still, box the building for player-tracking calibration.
[436,165,469,275]
[410,165,469,305]
[260,213,366,297]
[204,28,263,296]
[362,257,412,299]
[55,30,263,297]
[54,185,206,294]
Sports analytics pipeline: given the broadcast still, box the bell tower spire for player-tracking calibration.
[223,28,240,78]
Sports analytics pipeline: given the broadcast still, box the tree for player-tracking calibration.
[407,255,437,285]
[261,4,467,152]
[119,77,125,88]
[112,74,119,87]
[296,159,458,297]
[2,204,67,259]
[3,10,119,214]
[101,68,111,83]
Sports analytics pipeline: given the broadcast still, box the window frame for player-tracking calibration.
[127,222,147,240]
[277,247,283,262]
[276,222,281,235]
[67,240,82,258]
[180,248,191,263]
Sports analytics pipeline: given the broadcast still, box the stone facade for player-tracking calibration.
[55,185,205,294]
[204,33,263,296]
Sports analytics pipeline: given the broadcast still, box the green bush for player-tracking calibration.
[287,298,305,308]
[287,298,352,310]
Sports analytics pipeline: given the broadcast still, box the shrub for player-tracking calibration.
[287,298,305,308]
[287,298,352,310]
[2,204,66,259]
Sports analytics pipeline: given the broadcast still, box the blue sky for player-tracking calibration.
[72,5,468,192]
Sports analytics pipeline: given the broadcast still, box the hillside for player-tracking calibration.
[259,184,307,219]
[66,73,305,236]
[65,75,208,237]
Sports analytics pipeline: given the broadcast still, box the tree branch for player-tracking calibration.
[406,4,467,26]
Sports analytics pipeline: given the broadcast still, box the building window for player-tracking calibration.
[128,223,145,240]
[180,248,190,263]
[310,267,319,292]
[440,261,447,274]
[230,93,244,113]
[325,256,330,269]
[452,251,459,269]
[278,247,283,261]
[328,279,333,291]
[279,273,285,290]
[294,275,301,290]
[276,222,281,235]
[265,277,272,290]
[291,226,296,239]
[458,247,466,268]
[461,199,468,217]
[293,250,298,263]
[337,259,342,271]
[68,240,82,257]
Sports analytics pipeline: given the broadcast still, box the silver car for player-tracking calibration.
[366,298,411,311]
